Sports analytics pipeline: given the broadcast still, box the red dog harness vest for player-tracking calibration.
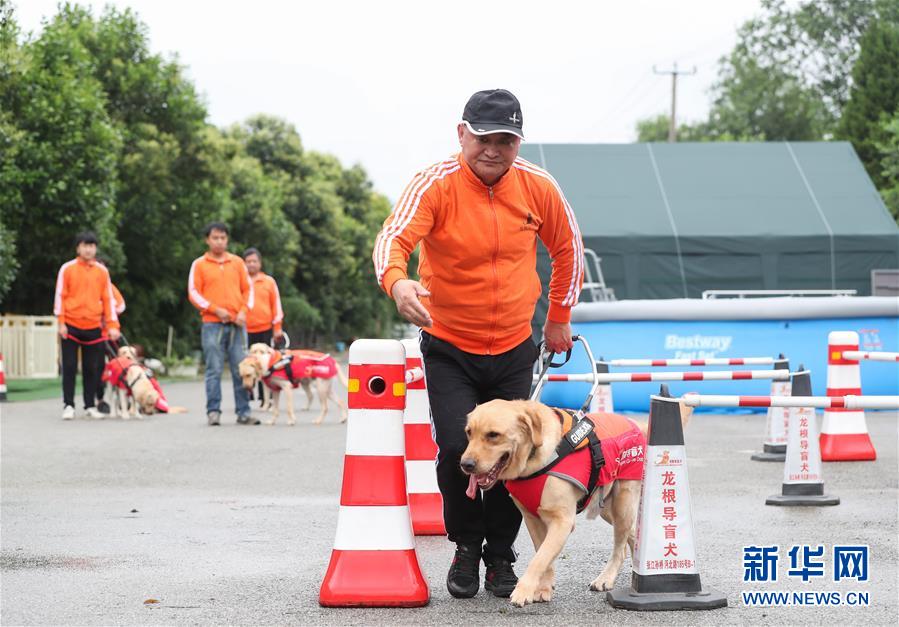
[102,357,170,413]
[102,357,135,390]
[263,350,338,390]
[506,411,646,517]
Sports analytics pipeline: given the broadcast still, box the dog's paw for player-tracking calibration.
[589,572,617,592]
[534,583,553,603]
[264,419,276,426]
[287,419,296,426]
[509,581,538,607]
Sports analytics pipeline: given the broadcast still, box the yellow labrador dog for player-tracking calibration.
[108,346,158,418]
[460,398,691,607]
[239,344,348,425]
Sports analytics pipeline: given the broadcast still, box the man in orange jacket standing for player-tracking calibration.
[187,222,257,426]
[243,247,284,404]
[54,231,121,420]
[373,89,584,599]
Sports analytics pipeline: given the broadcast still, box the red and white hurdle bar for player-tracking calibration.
[681,393,899,411]
[536,369,793,383]
[598,357,786,367]
[405,367,424,384]
[836,350,899,363]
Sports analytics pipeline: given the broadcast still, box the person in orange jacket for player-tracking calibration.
[187,222,257,426]
[372,89,584,600]
[242,247,285,405]
[54,231,121,420]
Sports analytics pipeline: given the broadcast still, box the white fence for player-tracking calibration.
[0,315,59,378]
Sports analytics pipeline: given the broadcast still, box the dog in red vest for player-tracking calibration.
[460,398,692,607]
[239,343,348,425]
[103,345,185,417]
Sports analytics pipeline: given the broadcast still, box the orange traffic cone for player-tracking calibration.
[318,339,429,607]
[400,338,445,536]
[820,331,876,461]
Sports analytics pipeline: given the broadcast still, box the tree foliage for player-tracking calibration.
[0,3,396,354]
[837,20,899,187]
[875,109,899,221]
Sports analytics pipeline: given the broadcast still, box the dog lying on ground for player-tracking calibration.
[103,346,186,417]
[239,343,349,425]
[460,398,692,607]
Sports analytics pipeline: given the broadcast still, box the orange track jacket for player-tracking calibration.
[187,252,253,323]
[373,154,584,355]
[54,258,120,331]
[111,284,125,316]
[247,273,284,334]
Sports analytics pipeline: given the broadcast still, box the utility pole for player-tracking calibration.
[653,62,696,142]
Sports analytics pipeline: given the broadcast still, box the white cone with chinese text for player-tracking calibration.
[319,339,429,607]
[589,359,615,413]
[400,338,445,536]
[766,369,839,506]
[820,331,876,461]
[751,355,790,462]
[607,385,726,610]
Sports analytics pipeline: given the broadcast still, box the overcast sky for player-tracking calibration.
[17,0,766,201]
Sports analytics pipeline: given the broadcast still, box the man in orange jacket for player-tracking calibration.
[243,247,285,404]
[54,231,121,420]
[373,89,584,599]
[188,222,257,426]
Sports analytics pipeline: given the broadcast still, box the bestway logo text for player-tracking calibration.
[665,335,733,352]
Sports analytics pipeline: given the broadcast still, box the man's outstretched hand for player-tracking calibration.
[391,279,433,328]
[543,320,573,354]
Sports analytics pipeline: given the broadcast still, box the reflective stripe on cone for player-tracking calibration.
[400,338,445,536]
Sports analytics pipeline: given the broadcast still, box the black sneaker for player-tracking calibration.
[237,414,261,425]
[484,556,518,598]
[97,400,111,414]
[446,544,481,598]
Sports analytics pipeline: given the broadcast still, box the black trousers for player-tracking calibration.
[247,328,273,401]
[61,325,104,408]
[420,331,539,563]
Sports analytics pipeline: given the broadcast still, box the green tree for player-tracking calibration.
[229,115,396,344]
[0,2,122,314]
[838,20,899,188]
[875,110,899,221]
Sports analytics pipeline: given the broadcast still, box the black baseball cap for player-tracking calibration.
[462,89,524,140]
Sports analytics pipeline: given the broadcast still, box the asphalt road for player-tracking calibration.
[1,378,896,625]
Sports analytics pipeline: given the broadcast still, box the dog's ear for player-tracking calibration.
[517,403,543,449]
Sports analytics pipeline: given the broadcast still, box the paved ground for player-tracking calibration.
[1,379,896,625]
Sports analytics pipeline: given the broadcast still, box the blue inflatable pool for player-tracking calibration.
[539,297,899,412]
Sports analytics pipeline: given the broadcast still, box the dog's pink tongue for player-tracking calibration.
[466,474,478,500]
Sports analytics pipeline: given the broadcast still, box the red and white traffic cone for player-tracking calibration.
[0,352,7,402]
[319,339,429,607]
[820,331,876,461]
[400,338,445,536]
[751,355,790,462]
[607,385,726,610]
[589,359,614,413]
[766,369,839,506]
